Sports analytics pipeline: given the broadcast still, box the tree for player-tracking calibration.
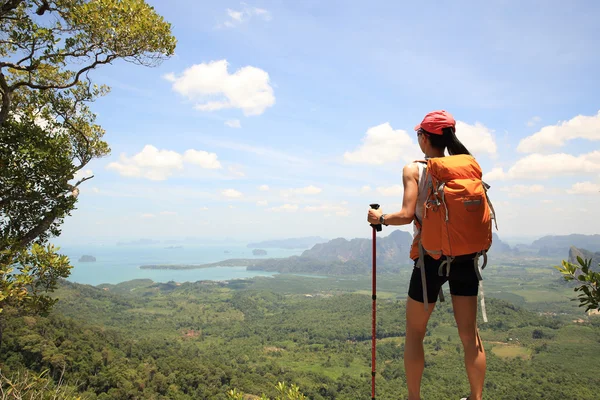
[228,382,307,400]
[555,256,600,312]
[0,0,176,341]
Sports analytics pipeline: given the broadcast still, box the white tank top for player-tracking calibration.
[414,161,430,236]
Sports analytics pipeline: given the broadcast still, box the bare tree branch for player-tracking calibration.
[73,175,93,187]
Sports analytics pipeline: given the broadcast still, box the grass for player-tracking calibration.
[491,344,532,360]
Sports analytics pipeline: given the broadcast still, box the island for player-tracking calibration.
[78,255,96,262]
[252,249,267,256]
[139,259,265,270]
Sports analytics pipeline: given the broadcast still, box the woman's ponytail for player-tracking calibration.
[442,127,471,156]
[422,127,472,156]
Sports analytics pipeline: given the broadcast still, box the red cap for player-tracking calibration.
[414,110,456,135]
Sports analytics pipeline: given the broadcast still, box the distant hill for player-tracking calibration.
[489,233,513,255]
[246,236,328,249]
[568,246,600,269]
[532,234,600,257]
[301,229,413,265]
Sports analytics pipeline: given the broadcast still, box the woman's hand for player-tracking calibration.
[367,208,383,225]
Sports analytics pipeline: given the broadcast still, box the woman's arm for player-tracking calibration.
[367,163,419,226]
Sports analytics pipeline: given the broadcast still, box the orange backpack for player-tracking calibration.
[410,154,497,321]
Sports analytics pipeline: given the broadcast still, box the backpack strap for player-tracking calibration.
[483,181,499,231]
[416,241,430,311]
[474,251,488,323]
[438,256,454,277]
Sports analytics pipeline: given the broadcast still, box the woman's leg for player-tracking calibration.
[452,295,486,400]
[404,297,436,400]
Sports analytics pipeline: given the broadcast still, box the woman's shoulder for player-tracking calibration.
[403,162,421,178]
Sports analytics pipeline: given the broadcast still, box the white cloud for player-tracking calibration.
[257,200,268,206]
[141,213,155,218]
[107,145,184,181]
[183,149,222,169]
[377,185,404,197]
[281,185,322,197]
[228,165,246,177]
[225,119,241,128]
[567,181,600,195]
[199,207,209,211]
[500,184,545,198]
[222,189,243,198]
[91,187,100,193]
[259,185,270,191]
[222,5,271,28]
[482,167,506,182]
[344,123,420,165]
[526,116,541,127]
[360,185,372,194]
[165,60,275,116]
[107,145,223,180]
[270,204,298,212]
[455,121,497,157]
[517,110,600,153]
[227,9,244,22]
[482,151,600,181]
[160,211,177,216]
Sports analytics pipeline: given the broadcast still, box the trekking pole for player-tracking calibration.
[369,204,382,400]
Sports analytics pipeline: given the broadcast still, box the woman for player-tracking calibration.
[367,110,486,400]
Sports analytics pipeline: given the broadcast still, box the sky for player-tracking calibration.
[57,0,600,245]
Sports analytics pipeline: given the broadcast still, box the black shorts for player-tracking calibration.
[408,255,480,303]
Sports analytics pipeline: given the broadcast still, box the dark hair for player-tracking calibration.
[420,127,471,156]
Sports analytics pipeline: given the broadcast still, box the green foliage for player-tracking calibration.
[227,382,307,400]
[555,257,600,312]
[0,368,83,399]
[0,120,80,250]
[0,243,71,315]
[2,277,600,399]
[0,0,175,334]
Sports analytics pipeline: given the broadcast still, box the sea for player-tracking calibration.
[57,244,305,286]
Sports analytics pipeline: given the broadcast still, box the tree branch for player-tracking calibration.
[73,174,93,188]
[15,212,55,249]
[15,36,37,66]
[9,54,118,92]
[0,61,37,71]
[0,72,10,125]
[14,173,93,250]
[0,0,23,18]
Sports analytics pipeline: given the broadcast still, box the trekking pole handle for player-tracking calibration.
[369,203,382,232]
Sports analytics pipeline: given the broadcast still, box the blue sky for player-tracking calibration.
[57,0,600,245]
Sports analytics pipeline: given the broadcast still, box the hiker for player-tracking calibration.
[367,110,490,400]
